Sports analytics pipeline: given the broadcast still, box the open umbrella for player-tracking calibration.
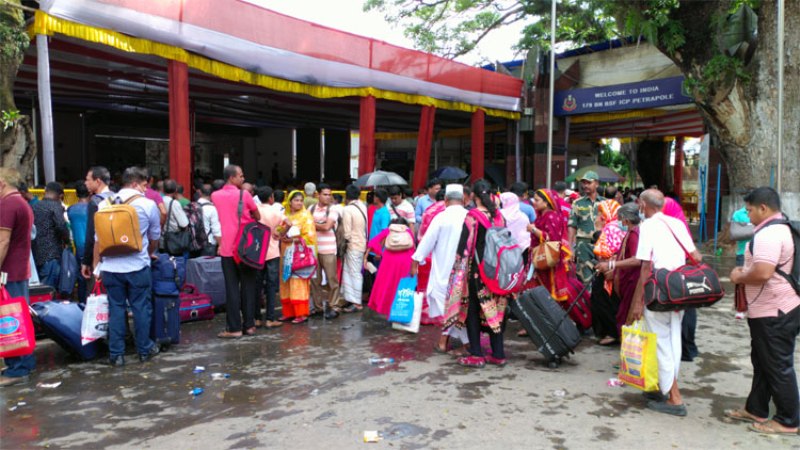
[354,170,408,187]
[432,166,468,180]
[565,165,625,183]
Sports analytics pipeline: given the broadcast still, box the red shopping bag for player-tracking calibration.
[0,285,36,358]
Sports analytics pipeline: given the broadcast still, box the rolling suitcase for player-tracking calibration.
[179,284,215,322]
[151,295,180,348]
[186,257,226,308]
[512,285,586,368]
[29,284,55,305]
[30,301,101,361]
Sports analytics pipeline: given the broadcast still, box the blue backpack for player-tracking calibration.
[151,253,186,296]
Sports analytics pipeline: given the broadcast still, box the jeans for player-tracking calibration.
[38,259,61,290]
[256,258,280,321]
[2,281,35,378]
[746,306,800,428]
[75,248,87,302]
[221,257,257,331]
[102,267,154,358]
[681,307,699,360]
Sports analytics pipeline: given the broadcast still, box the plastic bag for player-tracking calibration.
[392,292,423,333]
[81,283,109,346]
[388,277,417,323]
[0,285,36,358]
[618,320,659,392]
[282,244,295,282]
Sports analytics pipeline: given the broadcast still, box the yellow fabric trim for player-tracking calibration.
[569,109,667,124]
[32,11,520,120]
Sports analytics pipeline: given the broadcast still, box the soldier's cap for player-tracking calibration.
[580,171,599,182]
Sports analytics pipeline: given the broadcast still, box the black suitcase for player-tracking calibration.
[151,295,180,348]
[30,301,102,361]
[512,286,583,367]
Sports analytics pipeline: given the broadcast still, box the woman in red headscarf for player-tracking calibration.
[523,189,592,334]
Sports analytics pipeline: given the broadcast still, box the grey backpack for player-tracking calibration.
[477,226,525,295]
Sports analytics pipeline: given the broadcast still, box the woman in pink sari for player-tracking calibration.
[527,189,591,331]
[365,218,416,316]
[591,199,624,345]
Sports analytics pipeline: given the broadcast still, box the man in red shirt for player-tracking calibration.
[211,165,261,338]
[0,168,35,387]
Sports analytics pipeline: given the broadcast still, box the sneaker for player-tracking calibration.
[324,309,340,320]
[647,400,687,416]
[0,375,30,387]
[485,355,508,367]
[139,345,160,363]
[109,355,126,367]
[458,356,486,368]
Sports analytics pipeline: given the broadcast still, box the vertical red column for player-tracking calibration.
[470,109,485,183]
[412,106,436,192]
[674,136,684,198]
[168,60,191,190]
[359,95,376,176]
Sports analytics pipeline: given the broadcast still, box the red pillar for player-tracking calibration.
[168,60,191,190]
[359,95,376,176]
[471,109,485,183]
[674,136,684,198]
[412,106,436,192]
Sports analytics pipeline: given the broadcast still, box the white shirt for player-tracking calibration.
[164,197,189,232]
[411,204,468,317]
[197,197,221,245]
[636,212,696,270]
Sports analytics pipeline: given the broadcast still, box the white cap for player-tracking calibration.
[445,184,464,200]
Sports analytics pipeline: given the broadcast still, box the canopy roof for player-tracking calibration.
[36,0,522,118]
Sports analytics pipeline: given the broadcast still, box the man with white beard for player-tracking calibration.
[411,184,469,354]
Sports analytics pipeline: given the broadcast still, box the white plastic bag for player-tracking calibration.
[391,292,423,334]
[81,287,109,346]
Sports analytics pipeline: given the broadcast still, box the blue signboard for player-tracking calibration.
[554,76,692,116]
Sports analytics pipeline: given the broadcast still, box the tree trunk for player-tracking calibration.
[661,1,800,215]
[1,116,37,184]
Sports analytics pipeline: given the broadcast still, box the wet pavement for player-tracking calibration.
[2,255,799,449]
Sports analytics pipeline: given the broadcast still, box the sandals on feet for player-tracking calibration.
[217,330,242,339]
[724,409,767,424]
[748,420,798,435]
[291,316,308,324]
[458,356,486,368]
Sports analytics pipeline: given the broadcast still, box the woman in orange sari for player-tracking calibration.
[277,192,317,324]
[528,189,592,330]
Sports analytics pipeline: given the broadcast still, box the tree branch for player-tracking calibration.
[0,0,37,13]
[451,5,525,58]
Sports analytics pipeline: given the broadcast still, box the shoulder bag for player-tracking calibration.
[162,199,192,256]
[644,220,725,311]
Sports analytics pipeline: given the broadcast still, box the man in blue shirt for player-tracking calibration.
[510,182,536,223]
[369,188,390,241]
[95,167,162,367]
[414,178,442,225]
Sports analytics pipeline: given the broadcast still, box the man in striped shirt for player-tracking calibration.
[310,183,341,319]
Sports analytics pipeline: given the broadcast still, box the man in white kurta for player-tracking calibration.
[411,185,469,352]
[630,189,701,417]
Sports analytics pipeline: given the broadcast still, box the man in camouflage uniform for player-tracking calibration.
[568,171,605,284]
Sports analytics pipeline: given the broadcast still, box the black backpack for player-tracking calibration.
[750,216,800,295]
[184,202,209,253]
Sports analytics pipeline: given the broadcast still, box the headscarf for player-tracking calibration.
[662,197,691,235]
[535,189,559,212]
[500,192,531,250]
[597,199,620,223]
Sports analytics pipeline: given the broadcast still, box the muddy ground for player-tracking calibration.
[2,258,798,449]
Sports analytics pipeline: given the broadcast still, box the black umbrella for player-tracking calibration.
[354,170,408,187]
[432,166,468,180]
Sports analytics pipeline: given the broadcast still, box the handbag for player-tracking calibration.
[0,282,36,358]
[644,220,725,311]
[291,238,317,271]
[531,241,560,270]
[729,221,754,241]
[163,199,191,256]
[81,281,109,346]
[734,284,748,313]
[389,276,418,323]
[618,320,659,392]
[384,224,413,251]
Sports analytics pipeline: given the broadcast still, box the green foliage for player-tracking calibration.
[0,1,30,63]
[2,109,20,131]
[598,143,630,180]
[684,54,750,99]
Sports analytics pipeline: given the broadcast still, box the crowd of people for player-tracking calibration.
[0,165,797,434]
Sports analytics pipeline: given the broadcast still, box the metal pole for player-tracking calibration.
[546,0,556,188]
[291,128,297,179]
[36,35,56,183]
[515,121,521,181]
[776,0,784,193]
[32,100,39,187]
[713,163,722,255]
[320,128,325,182]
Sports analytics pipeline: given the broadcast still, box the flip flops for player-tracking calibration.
[748,420,798,435]
[724,409,767,424]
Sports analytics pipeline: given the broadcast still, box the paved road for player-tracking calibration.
[1,259,798,449]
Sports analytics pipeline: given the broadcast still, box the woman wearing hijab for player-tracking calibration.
[525,188,591,333]
[591,199,625,345]
[443,180,508,368]
[500,192,532,252]
[277,191,317,324]
[595,203,642,335]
